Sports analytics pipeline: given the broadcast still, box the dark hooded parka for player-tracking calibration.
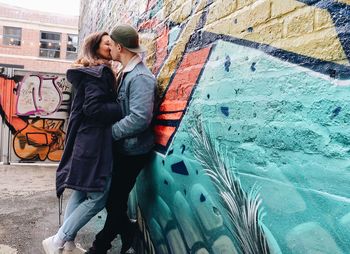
[56,65,122,197]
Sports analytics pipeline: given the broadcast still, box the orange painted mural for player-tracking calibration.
[13,118,65,162]
[0,73,71,162]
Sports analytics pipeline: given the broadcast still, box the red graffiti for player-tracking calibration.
[0,77,24,132]
[154,46,212,152]
[153,26,170,74]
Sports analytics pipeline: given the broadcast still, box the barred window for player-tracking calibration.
[39,31,61,58]
[3,26,21,46]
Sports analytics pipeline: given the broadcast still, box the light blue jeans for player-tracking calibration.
[57,177,111,241]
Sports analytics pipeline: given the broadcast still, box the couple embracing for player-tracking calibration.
[42,24,156,254]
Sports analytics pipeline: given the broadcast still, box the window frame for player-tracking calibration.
[39,31,61,59]
[66,34,78,60]
[3,26,22,46]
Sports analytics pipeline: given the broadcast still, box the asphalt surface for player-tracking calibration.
[0,164,121,254]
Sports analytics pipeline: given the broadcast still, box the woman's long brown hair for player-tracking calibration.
[74,31,110,67]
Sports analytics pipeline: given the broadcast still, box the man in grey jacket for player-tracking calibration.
[86,24,156,254]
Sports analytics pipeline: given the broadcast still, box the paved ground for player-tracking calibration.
[0,164,121,254]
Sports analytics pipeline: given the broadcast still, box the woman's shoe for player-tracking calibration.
[64,241,76,252]
[62,241,86,254]
[42,236,63,254]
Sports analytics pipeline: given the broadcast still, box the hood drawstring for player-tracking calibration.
[58,195,63,227]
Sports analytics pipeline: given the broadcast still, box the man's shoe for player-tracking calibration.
[120,221,138,254]
[42,236,63,254]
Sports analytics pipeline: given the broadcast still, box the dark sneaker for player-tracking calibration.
[120,221,138,254]
[85,246,107,254]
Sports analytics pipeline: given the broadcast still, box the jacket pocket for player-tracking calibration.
[117,92,126,101]
[74,126,102,158]
[125,137,138,147]
[117,90,128,116]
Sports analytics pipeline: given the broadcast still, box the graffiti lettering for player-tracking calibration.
[16,74,72,116]
[13,118,65,162]
[1,73,71,163]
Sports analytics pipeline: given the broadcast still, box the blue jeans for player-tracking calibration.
[93,152,150,251]
[57,177,111,241]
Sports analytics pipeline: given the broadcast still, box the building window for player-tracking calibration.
[66,34,78,60]
[39,31,61,58]
[3,26,21,46]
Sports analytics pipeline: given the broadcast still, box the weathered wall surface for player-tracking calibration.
[80,0,350,253]
[0,72,72,163]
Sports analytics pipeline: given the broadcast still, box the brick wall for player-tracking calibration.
[80,0,350,253]
[0,26,73,73]
[0,3,77,26]
[0,3,78,74]
[0,56,71,74]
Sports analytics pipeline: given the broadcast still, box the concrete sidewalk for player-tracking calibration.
[0,164,121,254]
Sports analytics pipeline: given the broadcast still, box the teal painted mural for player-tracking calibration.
[79,0,350,253]
[131,40,350,253]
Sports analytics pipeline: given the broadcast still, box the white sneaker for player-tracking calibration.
[75,244,86,254]
[42,236,63,254]
[62,243,86,254]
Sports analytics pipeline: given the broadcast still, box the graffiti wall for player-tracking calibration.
[80,0,350,253]
[0,72,71,163]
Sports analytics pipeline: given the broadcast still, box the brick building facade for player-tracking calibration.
[0,3,78,74]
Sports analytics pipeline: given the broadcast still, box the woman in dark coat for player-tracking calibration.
[42,32,122,254]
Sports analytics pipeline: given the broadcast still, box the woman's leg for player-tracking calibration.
[56,178,111,242]
[43,187,102,253]
[43,191,87,250]
[64,190,87,221]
